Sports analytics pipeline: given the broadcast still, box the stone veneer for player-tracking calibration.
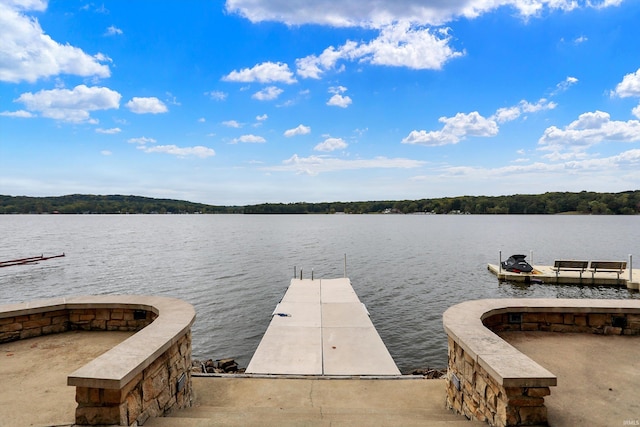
[0,295,196,426]
[443,299,640,427]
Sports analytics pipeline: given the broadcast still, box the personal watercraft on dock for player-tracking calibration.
[501,254,533,273]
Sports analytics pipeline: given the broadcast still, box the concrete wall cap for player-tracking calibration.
[443,298,640,387]
[0,295,196,389]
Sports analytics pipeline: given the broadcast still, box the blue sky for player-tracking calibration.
[1,0,640,205]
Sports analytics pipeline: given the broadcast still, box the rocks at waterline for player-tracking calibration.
[409,367,447,379]
[192,358,245,374]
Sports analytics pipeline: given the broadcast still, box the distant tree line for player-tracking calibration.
[0,194,241,214]
[1,191,639,215]
[242,191,640,215]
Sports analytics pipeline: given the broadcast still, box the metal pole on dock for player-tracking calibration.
[294,266,296,279]
[630,254,633,283]
[312,269,314,281]
[530,250,533,266]
[499,251,502,273]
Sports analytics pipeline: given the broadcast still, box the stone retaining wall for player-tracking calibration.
[0,296,196,426]
[0,307,156,343]
[447,336,550,426]
[443,299,640,427]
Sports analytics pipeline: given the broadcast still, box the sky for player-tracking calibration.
[1,0,640,205]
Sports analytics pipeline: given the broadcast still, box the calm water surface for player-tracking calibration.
[1,214,638,372]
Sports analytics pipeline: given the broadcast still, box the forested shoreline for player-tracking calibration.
[1,191,639,215]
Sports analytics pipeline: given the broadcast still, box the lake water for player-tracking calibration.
[1,214,638,372]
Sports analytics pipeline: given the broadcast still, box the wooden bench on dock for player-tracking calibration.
[589,261,627,280]
[553,260,589,279]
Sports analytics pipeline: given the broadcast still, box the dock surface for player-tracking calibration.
[246,278,400,376]
[488,263,640,290]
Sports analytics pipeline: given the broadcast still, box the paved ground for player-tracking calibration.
[2,331,639,426]
[0,331,132,427]
[500,331,640,427]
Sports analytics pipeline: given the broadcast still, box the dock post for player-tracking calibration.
[499,251,502,274]
[312,269,314,281]
[530,250,533,266]
[300,269,303,280]
[630,254,633,284]
[294,266,296,279]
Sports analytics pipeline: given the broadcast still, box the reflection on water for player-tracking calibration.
[1,214,638,371]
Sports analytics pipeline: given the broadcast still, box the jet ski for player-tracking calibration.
[501,254,533,273]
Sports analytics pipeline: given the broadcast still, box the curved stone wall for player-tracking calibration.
[443,299,640,427]
[0,295,196,426]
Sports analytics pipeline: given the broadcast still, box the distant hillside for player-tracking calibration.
[1,190,639,215]
[0,194,241,214]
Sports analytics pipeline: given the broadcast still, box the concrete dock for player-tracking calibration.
[246,278,401,376]
[488,263,640,290]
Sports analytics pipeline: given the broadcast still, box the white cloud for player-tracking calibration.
[222,120,242,128]
[232,134,266,144]
[0,1,110,83]
[612,68,640,98]
[256,114,268,121]
[0,110,34,118]
[314,137,347,151]
[574,35,588,44]
[15,85,121,123]
[284,124,311,137]
[125,97,168,114]
[551,76,578,96]
[538,110,640,155]
[265,154,425,175]
[105,25,123,36]
[198,117,206,123]
[252,86,283,101]
[492,98,556,123]
[205,90,228,101]
[633,104,640,119]
[402,111,499,146]
[101,150,112,156]
[96,127,121,134]
[226,0,617,28]
[327,94,352,108]
[138,145,216,158]
[127,137,156,144]
[222,61,297,84]
[297,24,462,78]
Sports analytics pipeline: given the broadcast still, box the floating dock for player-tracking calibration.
[246,278,401,376]
[488,264,640,291]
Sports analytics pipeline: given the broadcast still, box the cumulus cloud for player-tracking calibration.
[327,94,352,108]
[256,114,268,121]
[0,110,34,118]
[138,145,216,158]
[538,110,640,155]
[105,25,123,36]
[612,68,640,98]
[125,97,168,114]
[551,76,579,96]
[252,86,283,101]
[96,127,121,134]
[222,62,296,84]
[15,85,121,123]
[402,112,499,146]
[265,154,425,175]
[128,137,157,144]
[284,124,311,137]
[232,134,266,144]
[326,87,352,108]
[222,120,242,128]
[205,90,228,101]
[225,0,618,28]
[492,98,556,123]
[0,1,110,83]
[297,24,463,78]
[314,137,347,152]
